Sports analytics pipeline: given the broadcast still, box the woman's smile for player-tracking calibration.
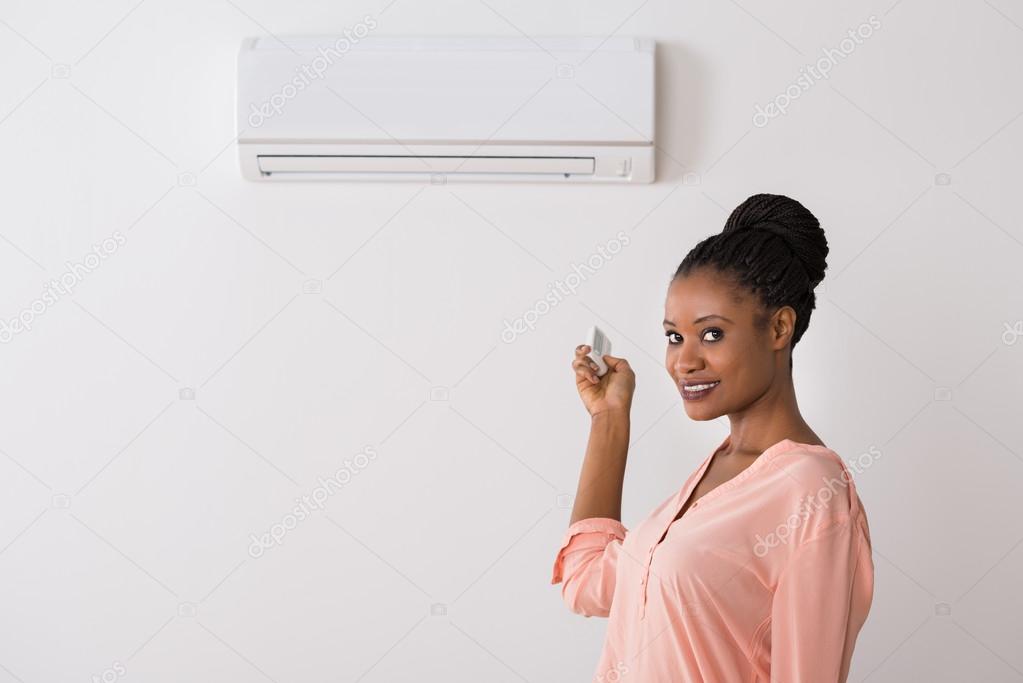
[680,380,720,401]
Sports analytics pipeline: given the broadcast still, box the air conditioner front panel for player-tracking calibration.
[237,35,656,183]
[238,36,654,145]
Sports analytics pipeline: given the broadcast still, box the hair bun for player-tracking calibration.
[721,193,828,289]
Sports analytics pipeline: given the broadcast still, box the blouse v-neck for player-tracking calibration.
[659,434,810,540]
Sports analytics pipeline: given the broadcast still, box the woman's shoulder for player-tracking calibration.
[767,442,866,522]
[771,442,854,483]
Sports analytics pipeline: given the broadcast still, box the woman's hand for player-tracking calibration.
[572,344,636,418]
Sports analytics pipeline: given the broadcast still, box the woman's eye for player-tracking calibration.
[666,329,723,344]
[703,328,723,342]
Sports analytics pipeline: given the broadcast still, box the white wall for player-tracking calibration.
[1,0,1022,681]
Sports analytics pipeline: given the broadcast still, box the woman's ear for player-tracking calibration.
[770,306,798,351]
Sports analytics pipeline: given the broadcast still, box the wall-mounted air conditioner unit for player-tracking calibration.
[236,35,655,183]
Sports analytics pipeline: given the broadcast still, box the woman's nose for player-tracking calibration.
[672,345,702,374]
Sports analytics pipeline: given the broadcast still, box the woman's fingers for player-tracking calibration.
[574,346,599,369]
[579,354,601,373]
[572,355,600,383]
[573,359,597,381]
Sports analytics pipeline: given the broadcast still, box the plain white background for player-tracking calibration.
[1,0,1022,681]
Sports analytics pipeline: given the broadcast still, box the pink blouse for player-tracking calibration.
[552,436,874,682]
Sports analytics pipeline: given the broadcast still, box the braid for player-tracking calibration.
[673,194,829,372]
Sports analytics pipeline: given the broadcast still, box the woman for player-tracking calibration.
[552,194,874,682]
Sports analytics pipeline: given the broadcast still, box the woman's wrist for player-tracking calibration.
[590,407,631,424]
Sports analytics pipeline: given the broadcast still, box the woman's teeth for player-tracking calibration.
[681,381,720,401]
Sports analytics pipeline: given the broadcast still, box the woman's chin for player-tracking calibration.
[683,403,721,421]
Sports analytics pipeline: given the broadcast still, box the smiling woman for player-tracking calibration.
[662,192,826,426]
[558,194,874,683]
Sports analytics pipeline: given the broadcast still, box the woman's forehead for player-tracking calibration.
[666,273,749,316]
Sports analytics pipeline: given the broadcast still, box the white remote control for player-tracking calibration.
[585,325,612,377]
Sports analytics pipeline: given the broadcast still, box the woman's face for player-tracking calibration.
[663,269,791,421]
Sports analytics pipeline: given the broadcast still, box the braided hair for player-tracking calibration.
[673,194,829,372]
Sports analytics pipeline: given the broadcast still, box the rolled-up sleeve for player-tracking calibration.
[769,514,874,682]
[551,517,628,618]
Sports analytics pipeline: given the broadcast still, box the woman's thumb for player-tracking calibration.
[603,354,628,371]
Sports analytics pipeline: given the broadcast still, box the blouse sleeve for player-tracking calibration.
[770,514,875,683]
[550,517,628,618]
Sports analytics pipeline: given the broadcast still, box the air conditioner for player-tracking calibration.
[237,35,655,183]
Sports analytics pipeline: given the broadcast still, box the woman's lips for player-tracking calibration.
[681,381,720,401]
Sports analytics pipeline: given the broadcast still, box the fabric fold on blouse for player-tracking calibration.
[551,517,630,617]
[551,436,874,683]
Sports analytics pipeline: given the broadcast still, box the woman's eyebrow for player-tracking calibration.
[663,314,733,326]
